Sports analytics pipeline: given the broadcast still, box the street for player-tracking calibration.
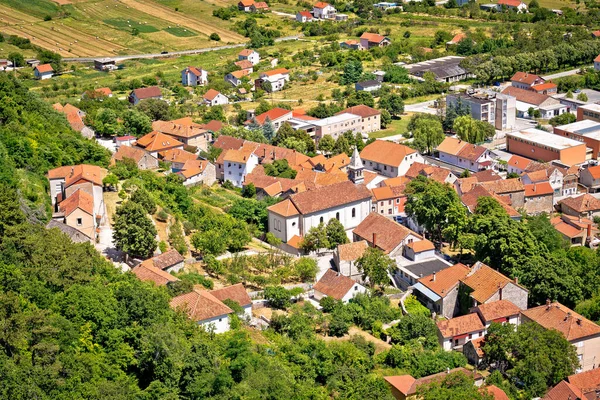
[542,66,589,80]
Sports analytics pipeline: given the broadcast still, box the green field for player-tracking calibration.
[164,26,198,37]
[0,0,59,19]
[103,18,160,33]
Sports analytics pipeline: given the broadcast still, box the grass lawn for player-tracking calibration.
[103,18,160,33]
[370,113,413,139]
[164,26,198,37]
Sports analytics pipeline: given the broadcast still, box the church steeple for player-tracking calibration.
[348,146,364,184]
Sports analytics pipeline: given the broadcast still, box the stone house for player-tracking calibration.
[313,269,367,303]
[110,145,159,170]
[523,182,554,214]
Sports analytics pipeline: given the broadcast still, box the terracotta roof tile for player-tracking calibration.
[144,249,184,271]
[337,240,368,261]
[552,221,584,238]
[222,144,258,163]
[585,165,600,180]
[522,302,600,341]
[313,269,357,300]
[502,86,551,106]
[159,148,197,164]
[298,10,313,18]
[475,300,521,322]
[183,66,204,77]
[482,385,510,400]
[132,263,179,286]
[35,63,53,73]
[178,159,210,178]
[507,154,534,170]
[267,198,300,217]
[213,135,245,151]
[461,262,521,304]
[478,178,525,194]
[336,104,381,118]
[136,131,184,152]
[153,117,208,139]
[61,165,106,187]
[253,2,269,9]
[289,181,371,214]
[381,176,411,187]
[461,185,520,218]
[314,1,330,8]
[418,263,470,298]
[567,368,600,394]
[559,194,600,214]
[261,68,289,77]
[385,368,482,397]
[111,145,148,164]
[531,82,557,92]
[59,188,94,216]
[437,313,485,338]
[384,376,416,396]
[251,108,292,125]
[457,143,487,162]
[360,32,386,43]
[498,0,523,7]
[437,137,467,155]
[203,89,222,102]
[405,239,434,253]
[170,289,233,321]
[371,186,395,201]
[471,169,502,182]
[511,72,543,85]
[353,212,420,253]
[543,380,585,400]
[201,120,223,132]
[360,140,416,168]
[524,182,553,196]
[211,283,252,307]
[234,60,253,70]
[132,86,162,100]
[238,49,255,57]
[448,33,466,44]
[230,69,250,79]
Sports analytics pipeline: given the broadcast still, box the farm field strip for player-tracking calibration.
[118,0,245,42]
[0,4,40,24]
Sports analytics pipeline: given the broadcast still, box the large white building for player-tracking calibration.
[360,140,424,177]
[181,66,208,87]
[222,146,259,187]
[267,180,372,245]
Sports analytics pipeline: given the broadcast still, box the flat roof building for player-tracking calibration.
[506,128,590,166]
[577,103,600,123]
[554,119,600,159]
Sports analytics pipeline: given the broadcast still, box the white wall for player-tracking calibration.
[199,314,231,334]
[224,154,258,187]
[269,213,300,243]
[301,198,371,236]
[341,283,367,302]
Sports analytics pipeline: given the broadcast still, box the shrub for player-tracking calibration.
[264,286,292,309]
[156,209,169,222]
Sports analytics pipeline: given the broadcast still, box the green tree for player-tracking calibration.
[379,93,404,117]
[130,188,157,214]
[102,173,119,190]
[294,257,318,282]
[417,371,493,400]
[325,218,349,249]
[264,159,297,179]
[340,59,363,85]
[356,247,394,289]
[411,115,444,154]
[318,135,335,153]
[209,33,221,41]
[549,112,576,126]
[113,201,157,258]
[347,91,375,108]
[7,52,24,67]
[577,92,588,102]
[264,286,292,309]
[242,183,256,198]
[388,314,439,349]
[137,99,170,121]
[123,109,152,137]
[453,115,488,143]
[262,116,276,142]
[300,223,330,253]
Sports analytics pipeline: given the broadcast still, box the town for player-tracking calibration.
[3,0,600,398]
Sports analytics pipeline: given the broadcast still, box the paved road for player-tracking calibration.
[542,67,589,80]
[63,35,301,62]
[405,100,438,115]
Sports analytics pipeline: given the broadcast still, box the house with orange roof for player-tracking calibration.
[544,367,600,399]
[551,214,597,246]
[477,177,526,208]
[580,165,600,192]
[110,145,159,170]
[202,89,229,107]
[238,0,254,11]
[507,154,535,175]
[313,1,336,19]
[225,69,250,86]
[384,368,484,400]
[336,104,382,133]
[372,185,407,218]
[511,71,545,90]
[437,313,486,350]
[246,107,293,130]
[238,49,260,65]
[53,103,95,139]
[132,262,180,286]
[222,144,260,187]
[524,181,554,214]
[267,181,372,245]
[171,284,252,333]
[128,86,162,105]
[471,299,521,328]
[460,185,521,220]
[446,33,466,47]
[405,161,458,185]
[498,0,527,11]
[403,239,436,262]
[313,269,367,303]
[256,68,290,92]
[250,1,269,12]
[34,63,54,80]
[558,193,600,219]
[135,131,185,157]
[158,148,197,172]
[340,39,362,50]
[177,159,216,186]
[360,32,390,50]
[531,82,558,95]
[234,59,254,73]
[436,137,494,172]
[360,140,424,177]
[413,263,471,318]
[47,165,107,237]
[152,117,211,151]
[522,301,600,372]
[460,261,528,310]
[54,189,97,240]
[296,10,314,22]
[353,212,423,256]
[181,66,208,87]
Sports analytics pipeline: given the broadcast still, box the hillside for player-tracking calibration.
[0,0,250,57]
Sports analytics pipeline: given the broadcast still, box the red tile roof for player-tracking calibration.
[234,60,253,70]
[203,89,222,101]
[132,263,179,286]
[152,117,208,139]
[360,32,386,43]
[298,10,313,18]
[405,239,435,253]
[314,1,330,8]
[418,263,470,298]
[95,87,112,96]
[475,300,521,322]
[524,182,553,197]
[201,120,223,132]
[360,140,416,167]
[499,0,523,7]
[461,262,523,304]
[481,385,510,400]
[353,212,421,254]
[267,198,300,217]
[559,194,600,214]
[337,240,368,261]
[230,69,250,79]
[111,145,148,165]
[522,302,600,341]
[251,108,292,125]
[158,148,197,164]
[213,135,245,151]
[136,131,184,152]
[385,368,482,397]
[289,181,372,214]
[262,68,290,77]
[239,49,255,57]
[543,380,585,400]
[178,159,210,179]
[143,249,185,271]
[585,165,600,180]
[531,82,557,92]
[211,283,252,307]
[337,104,381,118]
[35,63,53,73]
[59,188,94,216]
[184,66,204,77]
[511,71,543,85]
[437,313,485,338]
[253,2,269,8]
[132,86,162,100]
[502,86,550,106]
[313,269,358,300]
[448,33,466,44]
[566,368,600,394]
[507,154,533,170]
[170,289,233,321]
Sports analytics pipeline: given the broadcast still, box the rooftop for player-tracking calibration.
[502,86,551,106]
[404,56,467,80]
[417,263,470,298]
[521,302,600,341]
[360,140,416,167]
[313,269,358,300]
[475,300,521,322]
[461,262,524,304]
[143,249,184,271]
[337,104,381,118]
[132,86,162,100]
[309,113,360,127]
[170,289,233,322]
[353,212,420,254]
[337,240,368,261]
[437,313,485,338]
[59,188,94,216]
[136,131,184,152]
[132,263,179,286]
[510,71,543,85]
[508,128,585,151]
[360,32,387,43]
[524,182,554,196]
[211,283,252,307]
[385,368,483,397]
[398,257,452,278]
[558,193,600,213]
[288,181,372,214]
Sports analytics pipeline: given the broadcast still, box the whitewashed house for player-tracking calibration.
[313,2,336,19]
[360,140,425,177]
[436,137,494,172]
[203,89,229,106]
[181,66,208,87]
[313,269,367,303]
[222,146,259,187]
[238,49,260,65]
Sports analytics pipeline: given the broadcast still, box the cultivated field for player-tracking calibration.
[0,0,248,57]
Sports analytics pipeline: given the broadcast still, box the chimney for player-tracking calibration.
[432,272,436,282]
[498,286,503,301]
[446,367,450,374]
[514,276,519,285]
[264,148,267,158]
[565,312,572,321]
[372,232,377,248]
[577,318,582,325]
[588,223,592,238]
[546,299,551,309]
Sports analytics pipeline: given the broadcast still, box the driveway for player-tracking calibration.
[96,224,128,271]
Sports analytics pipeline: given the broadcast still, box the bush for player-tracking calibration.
[294,257,318,282]
[158,241,168,253]
[264,286,292,309]
[404,295,431,317]
[320,296,338,313]
[174,271,214,289]
[156,209,169,222]
[210,33,221,41]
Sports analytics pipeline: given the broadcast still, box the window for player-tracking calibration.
[352,208,356,218]
[354,286,358,291]
[468,333,472,339]
[292,222,296,226]
[396,198,400,204]
[76,218,83,226]
[219,318,222,322]
[228,163,231,167]
[336,212,340,220]
[388,200,392,205]
[388,209,392,215]
[320,217,324,223]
